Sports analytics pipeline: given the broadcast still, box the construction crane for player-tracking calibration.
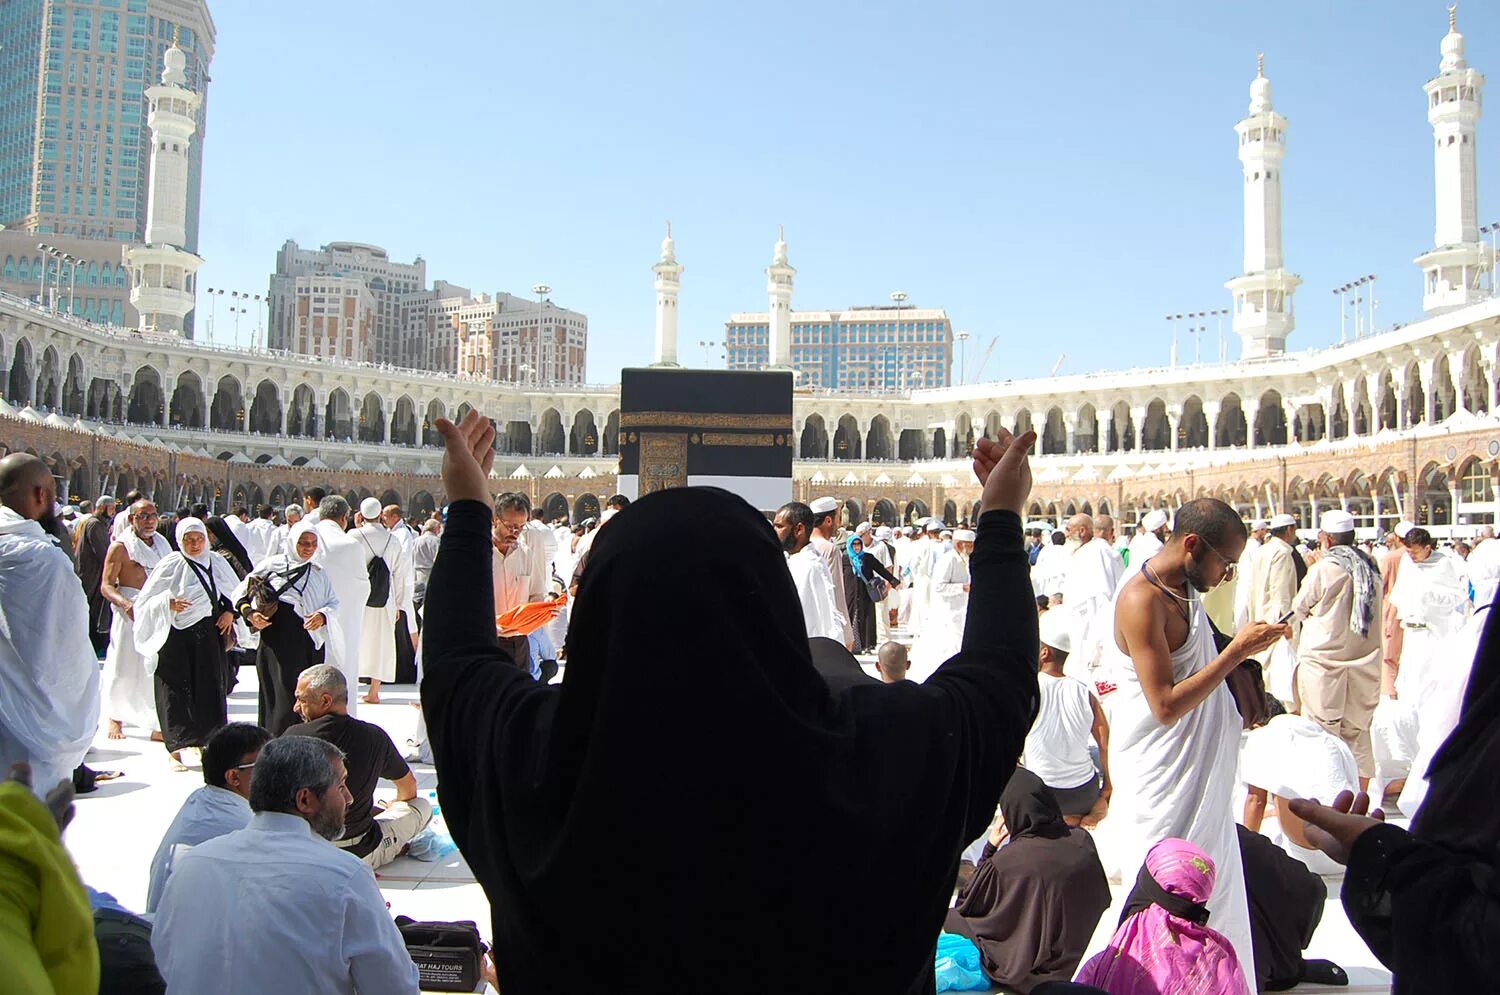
[969,335,999,384]
[1050,352,1066,377]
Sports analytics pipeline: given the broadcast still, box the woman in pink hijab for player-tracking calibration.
[1075,838,1252,995]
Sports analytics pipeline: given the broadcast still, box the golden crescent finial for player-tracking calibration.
[172,23,181,48]
[1450,4,1458,32]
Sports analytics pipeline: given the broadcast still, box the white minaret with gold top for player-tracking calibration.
[652,222,683,366]
[1225,55,1300,359]
[1415,5,1487,314]
[765,226,795,369]
[123,35,203,334]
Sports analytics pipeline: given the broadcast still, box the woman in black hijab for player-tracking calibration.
[422,411,1040,995]
[1290,603,1500,993]
[204,516,253,577]
[944,768,1110,992]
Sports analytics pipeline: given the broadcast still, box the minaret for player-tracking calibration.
[765,226,795,369]
[123,33,203,335]
[1414,4,1486,314]
[651,222,683,366]
[1225,55,1300,359]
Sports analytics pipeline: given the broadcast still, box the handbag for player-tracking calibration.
[393,917,485,992]
[864,574,890,603]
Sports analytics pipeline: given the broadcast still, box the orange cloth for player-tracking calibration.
[497,593,567,636]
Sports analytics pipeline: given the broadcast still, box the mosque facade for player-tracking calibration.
[1,13,1497,535]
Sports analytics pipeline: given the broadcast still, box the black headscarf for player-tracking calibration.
[1000,767,1070,842]
[204,516,252,576]
[808,635,882,693]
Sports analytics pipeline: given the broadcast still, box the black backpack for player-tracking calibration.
[360,532,393,608]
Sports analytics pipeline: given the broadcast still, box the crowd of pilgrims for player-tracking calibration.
[0,413,1497,994]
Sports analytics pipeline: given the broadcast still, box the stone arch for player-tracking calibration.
[1458,456,1494,507]
[541,492,569,522]
[1141,399,1170,451]
[1254,390,1287,446]
[210,375,244,431]
[249,380,281,435]
[569,409,598,455]
[456,401,474,422]
[325,388,353,439]
[1460,344,1490,414]
[602,410,620,456]
[953,412,975,457]
[378,489,402,509]
[943,499,958,525]
[62,353,84,414]
[422,399,446,446]
[268,485,290,509]
[504,421,532,454]
[897,429,925,460]
[1328,384,1350,440]
[983,410,1004,440]
[411,490,438,519]
[833,414,861,460]
[86,378,121,421]
[1402,361,1425,427]
[7,338,34,405]
[65,458,89,502]
[573,493,600,523]
[169,371,204,427]
[865,414,894,460]
[126,365,164,425]
[1431,355,1457,421]
[1179,396,1209,449]
[1012,408,1034,439]
[357,392,385,443]
[1417,461,1451,526]
[1376,372,1398,430]
[843,499,864,527]
[931,427,946,459]
[1351,377,1372,436]
[36,345,61,409]
[390,395,418,446]
[287,384,317,437]
[872,498,898,525]
[1074,403,1099,454]
[536,408,565,454]
[1109,401,1135,452]
[1040,407,1066,455]
[903,499,930,524]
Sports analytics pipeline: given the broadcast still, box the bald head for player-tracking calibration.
[1092,514,1115,543]
[1065,514,1093,543]
[876,641,909,683]
[0,453,55,520]
[1480,526,1496,541]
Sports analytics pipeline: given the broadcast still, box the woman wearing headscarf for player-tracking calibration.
[1075,838,1252,995]
[132,519,238,769]
[204,516,254,577]
[1290,601,1500,993]
[232,520,340,735]
[421,411,1040,995]
[842,533,902,653]
[943,768,1110,992]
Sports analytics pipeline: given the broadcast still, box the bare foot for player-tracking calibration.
[168,751,187,772]
[106,719,125,740]
[361,694,380,704]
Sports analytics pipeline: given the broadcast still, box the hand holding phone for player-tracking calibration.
[1276,610,1295,625]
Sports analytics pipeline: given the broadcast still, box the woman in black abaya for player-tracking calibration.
[421,411,1040,995]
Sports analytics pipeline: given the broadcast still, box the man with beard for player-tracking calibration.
[99,499,172,740]
[1058,513,1123,680]
[1099,497,1287,974]
[74,494,116,655]
[773,501,844,642]
[151,735,419,994]
[0,453,100,795]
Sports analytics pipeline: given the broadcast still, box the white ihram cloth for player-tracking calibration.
[809,534,854,645]
[1060,538,1122,680]
[152,812,420,995]
[1232,536,1263,628]
[230,521,343,673]
[1396,604,1489,817]
[786,545,844,642]
[1098,592,1253,974]
[1031,542,1069,599]
[1240,713,1360,875]
[353,523,415,683]
[906,539,941,634]
[102,528,172,731]
[1122,532,1163,580]
[146,784,252,914]
[0,507,101,797]
[314,520,369,717]
[1389,549,1469,700]
[909,548,969,682]
[890,535,913,621]
[1465,538,1500,610]
[131,542,240,677]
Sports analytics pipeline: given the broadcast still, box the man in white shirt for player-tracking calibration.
[773,501,844,642]
[808,497,855,648]
[146,722,272,912]
[1123,508,1169,580]
[353,498,417,704]
[152,735,420,995]
[493,492,546,674]
[1023,607,1109,826]
[246,505,279,566]
[272,503,303,556]
[1059,513,1123,680]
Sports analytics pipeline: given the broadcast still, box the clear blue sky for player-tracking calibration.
[192,1,1496,383]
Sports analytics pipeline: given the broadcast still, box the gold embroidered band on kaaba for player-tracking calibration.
[619,411,794,431]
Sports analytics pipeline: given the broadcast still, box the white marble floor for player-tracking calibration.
[66,666,1393,993]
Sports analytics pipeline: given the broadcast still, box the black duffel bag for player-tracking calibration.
[394,916,485,992]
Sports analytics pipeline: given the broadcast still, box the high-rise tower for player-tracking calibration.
[1415,5,1486,314]
[1225,55,1300,359]
[122,37,201,334]
[765,227,794,369]
[652,222,683,366]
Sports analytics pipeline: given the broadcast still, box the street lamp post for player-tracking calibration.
[63,254,79,315]
[954,329,970,386]
[532,283,551,385]
[35,242,48,306]
[889,291,908,389]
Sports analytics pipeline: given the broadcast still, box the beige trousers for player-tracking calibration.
[1296,657,1381,779]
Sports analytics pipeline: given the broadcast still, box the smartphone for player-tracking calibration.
[1276,610,1294,625]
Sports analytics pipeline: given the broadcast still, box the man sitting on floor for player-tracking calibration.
[283,664,431,868]
[146,722,272,914]
[151,736,419,995]
[876,641,910,683]
[1023,609,1110,826]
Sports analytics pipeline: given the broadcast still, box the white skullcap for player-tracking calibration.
[1039,608,1072,654]
[924,520,943,533]
[855,521,871,534]
[1142,509,1168,531]
[954,529,976,542]
[875,526,894,541]
[1320,510,1356,534]
[359,496,382,520]
[1394,520,1415,539]
[1268,513,1297,530]
[1250,519,1268,530]
[809,497,839,514]
[940,529,953,539]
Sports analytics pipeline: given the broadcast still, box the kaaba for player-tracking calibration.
[616,368,794,513]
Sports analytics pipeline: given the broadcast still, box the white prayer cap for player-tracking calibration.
[1039,608,1072,654]
[924,519,943,533]
[855,521,871,534]
[1394,520,1415,539]
[359,496,382,520]
[1250,518,1268,530]
[940,529,953,539]
[809,497,839,514]
[97,494,116,505]
[875,526,894,540]
[1142,509,1168,532]
[954,529,976,542]
[1268,513,1297,530]
[1320,510,1356,534]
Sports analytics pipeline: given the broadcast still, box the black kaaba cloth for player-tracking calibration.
[617,368,793,512]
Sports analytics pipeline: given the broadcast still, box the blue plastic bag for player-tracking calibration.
[934,932,990,992]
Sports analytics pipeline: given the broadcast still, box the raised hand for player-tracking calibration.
[972,429,1037,516]
[436,410,497,506]
[1287,790,1385,866]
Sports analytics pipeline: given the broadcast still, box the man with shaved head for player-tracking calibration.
[1059,512,1124,681]
[0,453,100,795]
[99,497,171,740]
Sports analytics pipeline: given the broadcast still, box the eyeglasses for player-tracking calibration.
[136,511,160,520]
[1195,536,1238,580]
[232,761,256,770]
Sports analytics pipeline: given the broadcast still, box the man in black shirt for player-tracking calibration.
[282,663,431,867]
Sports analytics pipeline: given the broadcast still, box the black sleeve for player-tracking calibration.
[864,554,899,586]
[1342,822,1500,986]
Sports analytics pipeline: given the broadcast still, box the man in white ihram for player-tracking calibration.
[909,529,973,682]
[314,495,367,717]
[1059,513,1123,681]
[353,497,416,704]
[1122,508,1169,580]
